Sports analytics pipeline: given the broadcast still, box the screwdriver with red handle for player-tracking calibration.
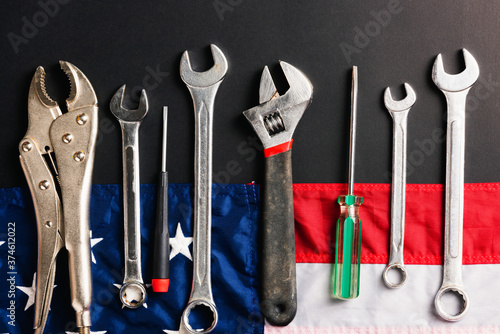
[152,106,170,292]
[331,66,363,300]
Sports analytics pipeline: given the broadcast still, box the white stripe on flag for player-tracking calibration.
[265,264,500,334]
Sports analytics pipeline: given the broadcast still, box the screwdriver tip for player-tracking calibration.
[161,106,168,172]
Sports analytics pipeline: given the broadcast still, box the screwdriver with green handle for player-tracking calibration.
[331,66,363,300]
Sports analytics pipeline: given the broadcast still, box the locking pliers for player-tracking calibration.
[19,61,98,334]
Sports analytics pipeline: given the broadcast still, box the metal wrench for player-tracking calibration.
[179,44,227,333]
[243,62,313,326]
[110,85,149,309]
[383,83,416,288]
[432,48,479,321]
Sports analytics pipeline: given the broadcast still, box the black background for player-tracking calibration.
[2,0,500,189]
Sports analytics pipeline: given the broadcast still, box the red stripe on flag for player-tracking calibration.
[293,183,500,265]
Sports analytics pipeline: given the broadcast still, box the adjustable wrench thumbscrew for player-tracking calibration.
[432,48,479,321]
[383,83,416,288]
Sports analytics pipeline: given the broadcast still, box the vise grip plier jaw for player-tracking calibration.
[19,61,98,334]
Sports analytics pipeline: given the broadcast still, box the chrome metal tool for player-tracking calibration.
[243,61,313,325]
[383,83,416,288]
[19,61,98,334]
[432,48,479,321]
[110,85,149,309]
[179,44,227,334]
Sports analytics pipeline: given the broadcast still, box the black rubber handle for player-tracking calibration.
[152,171,170,292]
[260,149,297,326]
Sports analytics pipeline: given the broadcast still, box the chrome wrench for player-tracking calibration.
[179,44,228,333]
[432,48,479,321]
[382,83,416,288]
[110,85,149,309]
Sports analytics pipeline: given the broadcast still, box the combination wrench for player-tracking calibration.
[383,83,416,288]
[179,44,228,333]
[110,85,149,309]
[432,48,479,321]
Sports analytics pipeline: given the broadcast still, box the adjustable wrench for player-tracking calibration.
[383,83,416,288]
[110,85,149,309]
[243,62,313,326]
[179,44,227,333]
[432,49,479,321]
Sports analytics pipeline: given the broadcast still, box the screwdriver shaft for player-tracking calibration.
[162,107,168,173]
[348,66,358,196]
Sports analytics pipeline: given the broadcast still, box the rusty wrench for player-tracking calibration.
[432,48,479,321]
[243,62,313,326]
[179,44,228,333]
[383,83,416,288]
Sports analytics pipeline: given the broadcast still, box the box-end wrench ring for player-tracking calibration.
[432,48,479,321]
[383,83,416,288]
[179,44,227,333]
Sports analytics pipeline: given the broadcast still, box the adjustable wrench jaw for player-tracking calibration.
[19,61,97,333]
[243,62,313,151]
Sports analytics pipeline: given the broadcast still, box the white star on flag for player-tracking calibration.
[170,222,193,261]
[113,284,148,309]
[0,240,5,246]
[90,230,103,264]
[66,331,107,334]
[17,273,36,311]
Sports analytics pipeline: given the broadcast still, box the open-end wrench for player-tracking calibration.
[383,83,416,288]
[432,49,479,321]
[179,44,227,333]
[243,62,313,326]
[110,85,149,309]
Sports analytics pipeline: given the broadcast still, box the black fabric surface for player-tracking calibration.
[2,1,500,188]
